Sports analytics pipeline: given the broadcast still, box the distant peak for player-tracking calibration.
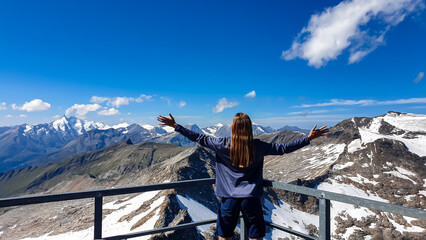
[112,122,129,129]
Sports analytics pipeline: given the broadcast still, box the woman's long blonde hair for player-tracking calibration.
[230,112,255,168]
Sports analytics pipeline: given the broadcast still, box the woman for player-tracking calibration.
[157,112,328,240]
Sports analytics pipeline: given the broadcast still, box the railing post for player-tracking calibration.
[319,197,331,240]
[240,215,249,240]
[94,194,103,240]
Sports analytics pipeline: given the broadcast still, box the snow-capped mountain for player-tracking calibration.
[0,116,180,172]
[0,116,110,172]
[0,112,425,239]
[203,122,276,138]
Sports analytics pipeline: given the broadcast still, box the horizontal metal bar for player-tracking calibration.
[98,218,217,240]
[266,222,318,240]
[264,180,426,220]
[263,180,322,197]
[0,178,215,208]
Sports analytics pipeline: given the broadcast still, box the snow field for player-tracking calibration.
[263,198,318,239]
[347,139,364,153]
[333,161,354,170]
[176,195,217,233]
[318,178,425,236]
[382,113,426,133]
[383,170,417,184]
[358,116,426,157]
[22,190,164,240]
[347,174,379,185]
[306,144,346,170]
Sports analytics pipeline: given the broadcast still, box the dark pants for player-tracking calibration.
[217,197,265,239]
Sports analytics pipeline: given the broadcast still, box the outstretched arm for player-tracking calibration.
[157,113,227,152]
[264,125,329,155]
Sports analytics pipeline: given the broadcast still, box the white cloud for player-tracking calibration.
[212,98,239,113]
[288,110,329,116]
[135,94,152,102]
[108,97,134,108]
[254,114,349,128]
[98,108,120,116]
[19,114,27,118]
[282,0,424,68]
[297,99,375,107]
[0,102,6,110]
[179,101,186,107]
[245,90,256,98]
[65,103,101,117]
[375,98,426,105]
[91,94,152,106]
[160,96,171,106]
[52,115,62,119]
[12,99,51,112]
[5,114,13,118]
[414,72,424,83]
[90,96,110,104]
[296,97,426,108]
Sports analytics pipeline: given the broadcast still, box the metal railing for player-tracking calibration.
[0,178,425,240]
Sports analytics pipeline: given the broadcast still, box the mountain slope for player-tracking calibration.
[0,139,219,240]
[262,112,426,239]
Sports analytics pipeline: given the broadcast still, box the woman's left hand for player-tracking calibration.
[308,125,329,141]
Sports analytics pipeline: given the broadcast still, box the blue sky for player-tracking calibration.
[0,0,425,129]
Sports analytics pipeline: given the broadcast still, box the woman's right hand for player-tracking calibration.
[157,113,177,128]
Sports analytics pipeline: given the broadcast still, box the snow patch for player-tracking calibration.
[358,117,426,157]
[333,162,354,170]
[347,174,378,185]
[263,198,317,240]
[388,216,424,233]
[383,113,426,133]
[383,170,417,184]
[342,226,362,239]
[318,178,388,237]
[395,167,415,177]
[24,124,33,133]
[307,144,345,170]
[347,139,364,153]
[23,191,163,240]
[162,126,175,133]
[74,120,83,135]
[141,124,154,130]
[176,195,216,233]
[112,123,129,129]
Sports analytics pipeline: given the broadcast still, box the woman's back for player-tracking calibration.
[174,124,310,198]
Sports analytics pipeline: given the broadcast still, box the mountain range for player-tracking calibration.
[0,116,308,172]
[0,111,425,239]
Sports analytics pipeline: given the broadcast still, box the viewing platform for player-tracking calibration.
[1,178,425,240]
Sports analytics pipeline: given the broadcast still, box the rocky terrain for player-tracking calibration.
[0,111,425,239]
